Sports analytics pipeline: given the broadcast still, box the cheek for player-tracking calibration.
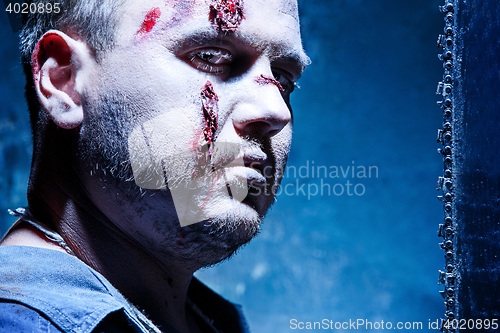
[99,48,214,172]
[271,124,293,160]
[126,77,205,156]
[127,108,203,190]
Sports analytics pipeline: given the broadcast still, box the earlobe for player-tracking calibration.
[32,30,91,129]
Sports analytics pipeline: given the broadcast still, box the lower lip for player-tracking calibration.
[223,167,267,211]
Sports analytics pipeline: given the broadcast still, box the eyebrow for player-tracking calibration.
[168,28,311,74]
[270,48,311,78]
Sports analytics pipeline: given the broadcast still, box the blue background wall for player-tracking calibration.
[0,1,444,331]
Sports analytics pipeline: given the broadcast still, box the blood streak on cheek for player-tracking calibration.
[137,7,161,35]
[201,81,219,145]
[209,0,244,32]
[256,74,285,92]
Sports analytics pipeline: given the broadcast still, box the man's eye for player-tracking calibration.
[187,48,233,74]
[272,70,295,94]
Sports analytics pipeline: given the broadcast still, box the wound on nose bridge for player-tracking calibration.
[255,74,285,92]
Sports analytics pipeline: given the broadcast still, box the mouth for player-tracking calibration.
[201,144,271,212]
[243,150,268,175]
[241,150,271,212]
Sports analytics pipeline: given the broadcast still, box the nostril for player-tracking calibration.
[237,118,289,139]
[268,129,281,137]
[236,121,271,139]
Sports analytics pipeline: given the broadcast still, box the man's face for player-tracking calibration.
[78,0,307,266]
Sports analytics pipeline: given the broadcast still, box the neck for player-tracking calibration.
[69,202,195,330]
[30,185,197,333]
[26,142,198,333]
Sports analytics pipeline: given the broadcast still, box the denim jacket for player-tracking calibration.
[0,246,249,333]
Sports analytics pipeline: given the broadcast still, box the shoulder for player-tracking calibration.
[0,246,142,333]
[0,301,63,332]
[0,301,136,333]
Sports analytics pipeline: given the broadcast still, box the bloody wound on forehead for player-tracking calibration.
[209,0,244,32]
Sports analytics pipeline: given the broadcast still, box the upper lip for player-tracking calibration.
[243,150,268,174]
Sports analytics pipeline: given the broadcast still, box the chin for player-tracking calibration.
[169,198,264,269]
[201,198,263,244]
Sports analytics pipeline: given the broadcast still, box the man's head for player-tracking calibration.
[23,0,308,269]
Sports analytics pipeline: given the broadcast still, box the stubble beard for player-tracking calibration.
[76,91,271,269]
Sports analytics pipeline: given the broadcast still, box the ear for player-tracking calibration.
[32,30,94,129]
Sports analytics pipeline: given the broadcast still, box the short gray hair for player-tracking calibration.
[20,0,125,137]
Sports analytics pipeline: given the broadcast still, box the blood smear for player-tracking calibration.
[137,7,161,35]
[209,0,244,32]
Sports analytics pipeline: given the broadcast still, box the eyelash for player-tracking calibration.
[272,70,295,95]
[187,48,233,75]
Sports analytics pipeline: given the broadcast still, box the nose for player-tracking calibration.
[231,66,291,140]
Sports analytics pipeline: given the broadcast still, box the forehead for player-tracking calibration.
[115,0,307,68]
[122,0,300,25]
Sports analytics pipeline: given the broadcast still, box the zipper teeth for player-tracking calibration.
[436,1,458,331]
